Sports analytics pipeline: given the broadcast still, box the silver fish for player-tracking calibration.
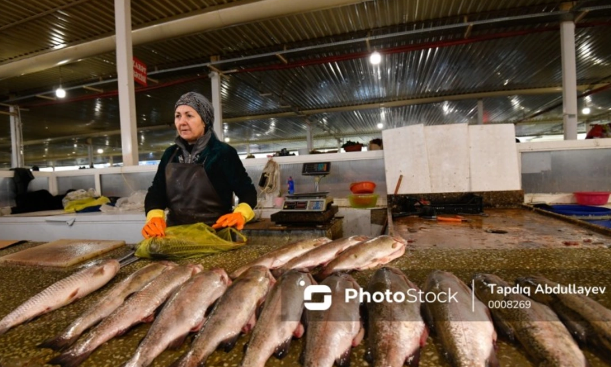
[422,270,498,367]
[230,237,332,279]
[517,275,611,356]
[241,270,314,367]
[172,265,275,367]
[0,259,120,336]
[123,268,231,367]
[303,273,364,367]
[365,267,428,367]
[318,235,406,279]
[273,235,370,277]
[473,273,587,367]
[48,263,202,367]
[39,261,174,350]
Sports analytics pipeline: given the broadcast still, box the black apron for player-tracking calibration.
[165,149,229,226]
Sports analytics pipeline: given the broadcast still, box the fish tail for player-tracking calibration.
[38,335,77,351]
[47,350,93,367]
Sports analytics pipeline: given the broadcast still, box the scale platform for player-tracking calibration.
[282,192,334,212]
[271,192,337,224]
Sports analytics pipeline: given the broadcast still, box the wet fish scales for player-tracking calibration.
[422,270,498,367]
[0,259,120,336]
[365,267,427,367]
[241,270,314,367]
[39,261,173,350]
[48,264,202,367]
[473,273,587,367]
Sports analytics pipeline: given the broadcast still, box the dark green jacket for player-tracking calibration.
[144,132,257,214]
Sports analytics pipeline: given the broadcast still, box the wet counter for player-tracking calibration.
[0,208,610,366]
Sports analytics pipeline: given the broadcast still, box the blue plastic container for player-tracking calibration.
[550,205,611,216]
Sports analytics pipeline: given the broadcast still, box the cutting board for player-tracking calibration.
[0,239,125,267]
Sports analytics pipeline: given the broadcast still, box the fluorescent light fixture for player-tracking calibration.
[582,107,591,115]
[377,123,384,129]
[224,137,230,142]
[97,149,104,154]
[369,51,382,65]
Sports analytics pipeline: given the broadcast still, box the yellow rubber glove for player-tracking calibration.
[142,209,166,239]
[212,203,254,231]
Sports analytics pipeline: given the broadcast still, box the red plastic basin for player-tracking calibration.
[574,192,611,206]
[350,181,376,194]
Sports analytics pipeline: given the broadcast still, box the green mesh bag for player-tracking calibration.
[135,222,246,260]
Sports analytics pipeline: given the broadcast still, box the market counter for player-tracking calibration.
[1,207,611,366]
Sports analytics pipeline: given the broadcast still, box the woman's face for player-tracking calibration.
[175,105,205,143]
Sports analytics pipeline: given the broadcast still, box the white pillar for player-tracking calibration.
[115,0,139,165]
[306,121,313,152]
[9,105,23,168]
[477,99,484,125]
[210,71,224,141]
[560,11,578,140]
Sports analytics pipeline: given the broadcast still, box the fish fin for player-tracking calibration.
[352,325,365,346]
[219,333,240,352]
[405,348,421,366]
[68,289,80,300]
[94,267,106,276]
[360,304,369,340]
[47,350,93,367]
[141,313,155,324]
[490,312,515,341]
[190,318,206,333]
[293,323,305,338]
[167,332,189,350]
[335,348,352,367]
[364,348,374,363]
[273,337,292,359]
[168,352,189,367]
[420,304,435,334]
[37,334,77,351]
[486,347,500,367]
[242,312,257,334]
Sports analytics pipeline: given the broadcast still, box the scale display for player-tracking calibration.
[282,192,333,212]
[302,162,331,176]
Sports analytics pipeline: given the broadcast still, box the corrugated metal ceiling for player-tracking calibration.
[0,0,610,168]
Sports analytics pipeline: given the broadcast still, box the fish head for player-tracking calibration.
[210,268,232,286]
[515,275,555,303]
[472,273,509,301]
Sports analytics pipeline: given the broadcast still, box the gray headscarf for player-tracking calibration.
[174,92,214,129]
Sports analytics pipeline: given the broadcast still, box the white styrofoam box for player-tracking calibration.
[469,124,521,191]
[424,124,471,193]
[382,125,431,194]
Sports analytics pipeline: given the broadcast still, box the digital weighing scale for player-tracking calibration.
[282,192,334,212]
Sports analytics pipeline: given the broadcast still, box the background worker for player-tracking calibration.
[142,92,257,238]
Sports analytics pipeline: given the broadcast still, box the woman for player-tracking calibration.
[142,92,257,238]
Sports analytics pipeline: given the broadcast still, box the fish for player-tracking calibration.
[171,265,275,367]
[318,235,406,279]
[273,235,370,277]
[230,237,332,279]
[39,261,174,350]
[516,275,611,356]
[473,273,587,367]
[302,273,364,367]
[364,267,428,367]
[422,270,498,367]
[122,268,231,367]
[48,263,202,367]
[0,259,120,336]
[241,270,314,367]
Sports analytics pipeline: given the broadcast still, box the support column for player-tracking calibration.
[115,0,139,165]
[87,138,94,168]
[9,105,23,168]
[210,71,224,141]
[560,4,578,140]
[306,121,313,153]
[477,99,484,125]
